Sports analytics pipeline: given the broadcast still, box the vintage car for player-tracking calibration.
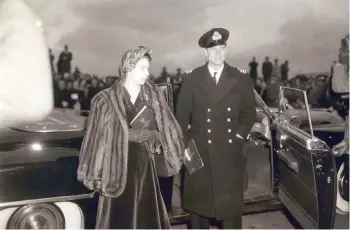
[0,83,338,229]
[268,92,348,215]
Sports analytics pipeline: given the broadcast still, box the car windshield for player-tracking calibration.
[254,90,272,117]
[279,87,314,138]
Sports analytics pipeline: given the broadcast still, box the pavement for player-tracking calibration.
[171,211,349,229]
[171,170,349,229]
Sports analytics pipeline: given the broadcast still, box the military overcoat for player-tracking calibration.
[175,62,256,220]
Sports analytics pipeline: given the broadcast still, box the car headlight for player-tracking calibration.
[7,203,65,229]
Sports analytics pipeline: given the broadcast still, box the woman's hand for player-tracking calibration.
[128,128,163,153]
[128,128,159,142]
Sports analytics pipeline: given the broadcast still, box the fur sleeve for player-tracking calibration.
[152,84,185,175]
[77,95,110,191]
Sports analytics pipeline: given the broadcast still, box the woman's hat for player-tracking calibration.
[119,45,152,77]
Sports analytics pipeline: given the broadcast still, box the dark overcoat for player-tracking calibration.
[175,62,256,220]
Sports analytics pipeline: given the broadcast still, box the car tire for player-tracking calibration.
[336,162,349,215]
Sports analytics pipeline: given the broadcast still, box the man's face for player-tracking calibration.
[205,45,227,66]
[73,81,80,90]
[66,82,73,90]
[58,80,65,90]
[91,79,98,87]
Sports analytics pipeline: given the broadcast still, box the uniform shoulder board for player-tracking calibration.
[185,69,193,74]
[237,68,247,74]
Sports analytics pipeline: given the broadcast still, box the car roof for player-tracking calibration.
[0,109,86,144]
[11,109,86,133]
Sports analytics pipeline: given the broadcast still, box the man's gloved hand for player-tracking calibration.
[333,139,349,156]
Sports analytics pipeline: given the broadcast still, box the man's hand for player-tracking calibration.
[333,139,348,156]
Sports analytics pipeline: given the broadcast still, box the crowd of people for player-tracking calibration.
[52,45,333,115]
[51,45,186,112]
[246,56,334,109]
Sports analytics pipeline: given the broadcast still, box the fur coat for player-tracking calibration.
[77,80,185,198]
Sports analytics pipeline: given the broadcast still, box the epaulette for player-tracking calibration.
[185,69,193,74]
[334,62,342,67]
[237,67,247,74]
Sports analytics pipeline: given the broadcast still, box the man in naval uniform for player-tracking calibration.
[175,28,256,229]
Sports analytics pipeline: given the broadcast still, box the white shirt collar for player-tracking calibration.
[208,64,224,82]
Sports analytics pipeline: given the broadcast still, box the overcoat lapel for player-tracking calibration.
[195,63,216,93]
[211,63,238,104]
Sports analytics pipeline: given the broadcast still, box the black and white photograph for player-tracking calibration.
[0,0,348,229]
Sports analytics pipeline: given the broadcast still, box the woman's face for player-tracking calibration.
[126,57,150,86]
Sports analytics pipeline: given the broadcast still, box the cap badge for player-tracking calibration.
[212,31,222,41]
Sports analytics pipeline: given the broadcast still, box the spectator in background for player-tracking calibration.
[57,44,73,75]
[271,59,280,82]
[249,57,258,81]
[262,56,272,83]
[54,79,69,108]
[65,81,74,108]
[280,60,289,83]
[73,66,81,80]
[308,75,329,108]
[72,80,84,107]
[49,48,55,75]
[63,72,70,81]
[173,67,182,83]
[99,81,106,89]
[106,76,118,87]
[254,78,266,97]
[262,77,280,107]
[87,77,100,109]
[155,66,171,84]
[79,79,87,91]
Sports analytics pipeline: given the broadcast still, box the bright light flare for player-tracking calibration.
[31,142,43,151]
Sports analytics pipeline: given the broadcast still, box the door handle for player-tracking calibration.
[277,149,299,173]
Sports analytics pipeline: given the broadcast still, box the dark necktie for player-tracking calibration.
[213,72,217,84]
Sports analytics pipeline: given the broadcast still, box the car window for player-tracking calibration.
[254,90,272,117]
[279,87,314,138]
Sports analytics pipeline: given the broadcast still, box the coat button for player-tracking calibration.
[207,129,211,133]
[208,140,212,144]
[227,107,231,111]
[228,139,232,143]
[207,118,211,122]
[207,108,211,112]
[227,118,231,122]
[228,129,232,133]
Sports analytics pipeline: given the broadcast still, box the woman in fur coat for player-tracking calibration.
[77,45,185,229]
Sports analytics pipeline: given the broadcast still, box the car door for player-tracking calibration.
[156,83,174,110]
[275,87,337,229]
